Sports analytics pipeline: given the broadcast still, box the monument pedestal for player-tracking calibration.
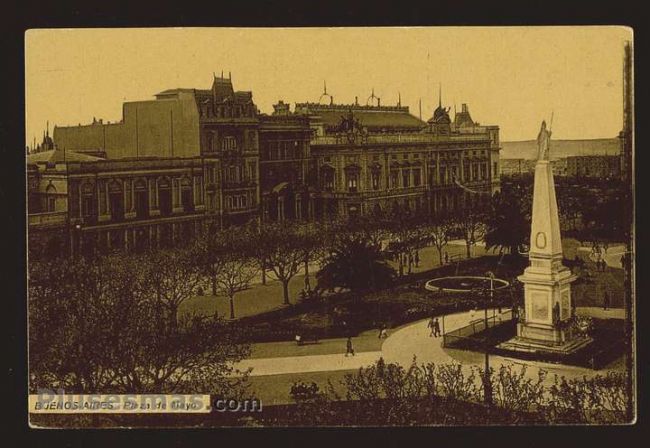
[499,322,592,355]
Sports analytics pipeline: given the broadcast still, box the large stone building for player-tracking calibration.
[28,76,501,257]
[290,95,500,219]
[27,148,219,257]
[565,155,621,179]
[53,74,260,226]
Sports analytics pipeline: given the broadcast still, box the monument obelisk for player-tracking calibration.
[500,120,591,354]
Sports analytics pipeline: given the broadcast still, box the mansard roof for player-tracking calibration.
[298,104,426,131]
[27,148,105,164]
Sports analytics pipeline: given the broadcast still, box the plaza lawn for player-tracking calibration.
[571,259,624,308]
[180,271,309,319]
[179,241,486,321]
[238,253,529,344]
[180,238,623,347]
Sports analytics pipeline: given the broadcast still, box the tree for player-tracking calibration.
[29,255,118,392]
[194,225,228,297]
[425,215,454,265]
[317,229,395,292]
[213,231,259,319]
[484,188,529,255]
[297,222,327,291]
[386,212,428,276]
[456,206,487,259]
[145,246,204,329]
[259,222,306,305]
[29,253,251,395]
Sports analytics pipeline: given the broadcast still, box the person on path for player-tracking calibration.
[428,316,436,337]
[603,291,610,311]
[433,318,441,337]
[444,252,449,265]
[378,323,388,339]
[345,337,355,357]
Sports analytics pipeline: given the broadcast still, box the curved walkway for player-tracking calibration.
[381,307,624,386]
[233,307,624,379]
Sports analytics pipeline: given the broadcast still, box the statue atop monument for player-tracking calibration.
[536,120,551,161]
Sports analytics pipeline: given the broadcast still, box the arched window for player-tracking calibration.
[45,184,57,212]
[81,182,95,218]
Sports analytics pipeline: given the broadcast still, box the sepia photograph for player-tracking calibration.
[23,26,635,428]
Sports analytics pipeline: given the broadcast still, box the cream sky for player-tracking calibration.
[25,26,632,146]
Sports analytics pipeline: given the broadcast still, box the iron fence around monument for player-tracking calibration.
[442,309,514,348]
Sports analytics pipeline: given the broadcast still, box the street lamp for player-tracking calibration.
[482,270,495,407]
[73,223,82,258]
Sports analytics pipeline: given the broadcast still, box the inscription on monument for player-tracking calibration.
[531,292,548,321]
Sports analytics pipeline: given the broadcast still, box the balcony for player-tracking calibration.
[28,211,67,228]
[312,132,490,146]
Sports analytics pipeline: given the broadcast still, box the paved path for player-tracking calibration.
[235,351,382,377]
[380,307,624,386]
[233,306,624,380]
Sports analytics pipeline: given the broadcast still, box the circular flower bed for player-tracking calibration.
[424,276,510,293]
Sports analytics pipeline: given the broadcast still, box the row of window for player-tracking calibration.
[205,131,258,153]
[223,161,257,184]
[226,194,253,210]
[326,149,490,164]
[324,161,497,192]
[200,104,255,119]
[264,140,306,161]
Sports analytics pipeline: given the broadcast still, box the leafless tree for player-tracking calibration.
[456,207,488,259]
[29,253,250,396]
[259,222,305,305]
[425,215,455,266]
[145,246,204,329]
[213,231,259,319]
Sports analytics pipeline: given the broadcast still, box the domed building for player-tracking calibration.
[427,90,452,135]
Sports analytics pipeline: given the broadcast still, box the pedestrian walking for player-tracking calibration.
[427,316,436,337]
[345,336,355,357]
[603,291,610,311]
[444,252,449,264]
[378,323,388,339]
[433,318,441,337]
[603,242,609,254]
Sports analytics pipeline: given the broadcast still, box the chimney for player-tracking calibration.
[462,103,468,113]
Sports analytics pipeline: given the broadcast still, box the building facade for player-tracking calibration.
[565,155,621,179]
[28,149,220,257]
[30,76,501,257]
[292,98,500,219]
